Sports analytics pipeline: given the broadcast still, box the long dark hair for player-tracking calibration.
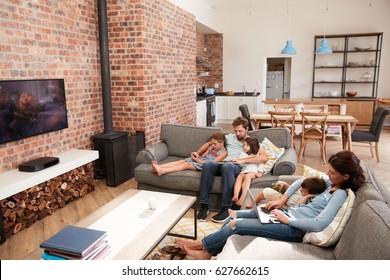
[244,136,259,155]
[328,150,365,192]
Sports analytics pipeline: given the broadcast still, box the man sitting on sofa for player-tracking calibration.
[197,117,269,223]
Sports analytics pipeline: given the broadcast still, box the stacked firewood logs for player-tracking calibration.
[1,164,95,239]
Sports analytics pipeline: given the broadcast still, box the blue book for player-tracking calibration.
[40,225,107,257]
[41,251,68,260]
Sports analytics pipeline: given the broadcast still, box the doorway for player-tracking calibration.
[264,57,292,100]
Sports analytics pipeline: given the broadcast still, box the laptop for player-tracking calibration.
[248,190,280,224]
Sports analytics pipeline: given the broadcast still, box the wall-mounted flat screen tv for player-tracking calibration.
[0,79,68,145]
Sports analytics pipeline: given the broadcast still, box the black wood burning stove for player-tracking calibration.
[92,0,134,187]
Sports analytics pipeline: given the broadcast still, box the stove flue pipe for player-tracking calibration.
[97,0,114,134]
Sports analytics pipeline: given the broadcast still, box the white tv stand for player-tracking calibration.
[0,149,99,244]
[0,149,99,200]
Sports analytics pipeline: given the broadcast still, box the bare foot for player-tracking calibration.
[175,238,203,250]
[232,196,238,202]
[235,198,244,206]
[153,163,165,176]
[228,209,237,219]
[183,245,212,260]
[245,202,252,209]
[151,161,157,173]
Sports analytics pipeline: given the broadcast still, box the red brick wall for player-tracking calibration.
[0,0,198,172]
[206,34,223,91]
[0,0,102,172]
[196,32,223,92]
[107,0,197,146]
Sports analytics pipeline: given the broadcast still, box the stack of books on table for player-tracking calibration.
[40,225,110,260]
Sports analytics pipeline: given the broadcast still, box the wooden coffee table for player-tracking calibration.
[26,189,197,260]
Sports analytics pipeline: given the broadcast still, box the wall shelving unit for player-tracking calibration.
[312,32,383,125]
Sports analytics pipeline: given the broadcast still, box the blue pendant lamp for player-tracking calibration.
[316,1,332,54]
[281,40,297,54]
[316,39,332,54]
[281,1,296,55]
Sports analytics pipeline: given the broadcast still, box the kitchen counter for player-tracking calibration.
[196,95,215,101]
[214,92,260,97]
[263,98,348,105]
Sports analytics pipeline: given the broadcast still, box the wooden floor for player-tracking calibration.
[1,128,389,260]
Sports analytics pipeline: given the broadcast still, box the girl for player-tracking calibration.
[176,150,366,260]
[231,137,264,208]
[151,132,227,176]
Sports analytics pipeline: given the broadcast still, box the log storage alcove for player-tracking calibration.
[0,149,99,243]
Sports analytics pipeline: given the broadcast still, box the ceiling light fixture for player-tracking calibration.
[316,0,332,54]
[281,0,296,55]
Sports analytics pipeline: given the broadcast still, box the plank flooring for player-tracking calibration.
[1,128,389,260]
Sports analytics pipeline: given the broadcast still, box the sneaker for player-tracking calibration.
[211,206,230,223]
[197,204,209,222]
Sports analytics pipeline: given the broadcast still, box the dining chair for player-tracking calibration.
[351,107,389,162]
[298,112,330,164]
[300,105,327,113]
[239,104,255,130]
[269,111,297,148]
[239,104,271,130]
[273,104,296,112]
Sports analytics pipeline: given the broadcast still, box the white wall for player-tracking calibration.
[167,0,222,32]
[171,0,390,100]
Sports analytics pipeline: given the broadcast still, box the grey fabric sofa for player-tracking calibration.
[216,161,390,260]
[134,124,297,210]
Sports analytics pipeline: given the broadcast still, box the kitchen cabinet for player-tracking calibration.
[312,32,383,99]
[346,98,376,126]
[216,95,261,124]
[196,99,207,127]
[216,96,229,120]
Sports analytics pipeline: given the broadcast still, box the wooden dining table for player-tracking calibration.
[251,113,359,151]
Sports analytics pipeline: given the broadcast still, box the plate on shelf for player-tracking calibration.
[354,47,371,51]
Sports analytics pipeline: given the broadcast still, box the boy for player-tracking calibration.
[246,176,327,209]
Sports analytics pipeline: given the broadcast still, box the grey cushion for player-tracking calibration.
[354,162,390,208]
[136,141,169,164]
[249,128,290,148]
[216,235,334,260]
[334,200,390,259]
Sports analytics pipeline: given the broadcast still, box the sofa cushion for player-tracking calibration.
[353,162,390,209]
[334,200,390,259]
[260,137,285,175]
[136,141,169,164]
[159,124,222,158]
[249,128,290,148]
[303,189,355,247]
[217,235,335,260]
[303,165,329,179]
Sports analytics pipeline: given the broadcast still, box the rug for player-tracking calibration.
[146,214,223,260]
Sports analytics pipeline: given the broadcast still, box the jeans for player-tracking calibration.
[199,161,241,207]
[202,209,305,256]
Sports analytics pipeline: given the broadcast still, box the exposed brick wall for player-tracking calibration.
[206,33,223,91]
[0,0,198,172]
[0,0,102,172]
[196,32,223,92]
[107,0,197,146]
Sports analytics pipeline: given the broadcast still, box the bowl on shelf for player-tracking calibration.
[328,91,338,97]
[346,92,357,97]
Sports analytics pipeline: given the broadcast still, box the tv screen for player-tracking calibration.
[0,79,68,145]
